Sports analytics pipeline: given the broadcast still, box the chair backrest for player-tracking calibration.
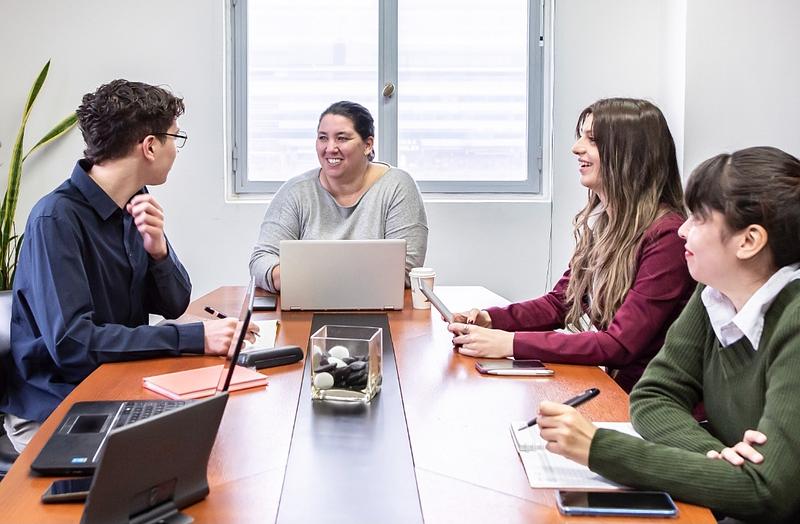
[0,290,12,409]
[0,290,11,358]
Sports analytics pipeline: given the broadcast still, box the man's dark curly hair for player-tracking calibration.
[76,79,185,164]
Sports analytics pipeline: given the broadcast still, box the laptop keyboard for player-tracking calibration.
[113,400,186,428]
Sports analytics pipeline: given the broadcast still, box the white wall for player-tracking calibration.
[2,1,797,305]
[683,0,800,172]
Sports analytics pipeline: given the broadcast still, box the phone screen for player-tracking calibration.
[253,296,277,311]
[557,490,678,516]
[42,477,93,503]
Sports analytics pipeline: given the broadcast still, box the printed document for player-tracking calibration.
[510,421,641,489]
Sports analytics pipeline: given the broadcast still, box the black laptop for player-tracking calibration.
[30,277,256,476]
[79,393,227,524]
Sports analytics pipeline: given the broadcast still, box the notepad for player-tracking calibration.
[510,421,641,489]
[242,319,280,352]
[143,364,267,400]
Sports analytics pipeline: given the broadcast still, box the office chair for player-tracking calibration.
[0,291,19,481]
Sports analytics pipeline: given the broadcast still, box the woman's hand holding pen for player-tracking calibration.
[447,322,514,358]
[537,402,598,466]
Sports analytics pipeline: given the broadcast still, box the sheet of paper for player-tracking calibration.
[243,319,280,352]
[510,421,640,489]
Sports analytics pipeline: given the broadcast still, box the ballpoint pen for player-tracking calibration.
[517,387,600,431]
[203,306,260,337]
[204,306,226,319]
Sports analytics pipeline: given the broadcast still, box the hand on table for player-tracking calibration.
[706,429,767,466]
[536,401,598,466]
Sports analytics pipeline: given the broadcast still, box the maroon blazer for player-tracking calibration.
[487,212,695,392]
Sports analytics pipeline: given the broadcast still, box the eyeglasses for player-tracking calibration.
[153,131,188,149]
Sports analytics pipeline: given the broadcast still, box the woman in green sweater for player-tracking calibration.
[536,146,800,522]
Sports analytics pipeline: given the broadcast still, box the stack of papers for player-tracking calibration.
[243,319,280,352]
[510,421,640,489]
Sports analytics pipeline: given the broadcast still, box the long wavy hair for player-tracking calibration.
[565,98,684,330]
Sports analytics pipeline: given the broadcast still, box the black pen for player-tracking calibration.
[204,306,260,338]
[204,306,226,319]
[517,388,600,431]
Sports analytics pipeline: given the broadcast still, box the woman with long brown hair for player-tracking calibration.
[537,146,800,522]
[448,98,694,392]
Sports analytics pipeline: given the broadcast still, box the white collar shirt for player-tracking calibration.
[701,263,800,350]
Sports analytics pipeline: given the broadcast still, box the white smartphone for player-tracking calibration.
[419,281,454,323]
[475,359,554,376]
[556,490,678,517]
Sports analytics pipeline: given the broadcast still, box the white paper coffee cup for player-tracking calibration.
[410,267,436,310]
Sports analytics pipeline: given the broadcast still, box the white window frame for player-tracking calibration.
[230,0,545,194]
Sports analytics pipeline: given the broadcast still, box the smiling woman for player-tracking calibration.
[249,101,429,293]
[447,98,695,393]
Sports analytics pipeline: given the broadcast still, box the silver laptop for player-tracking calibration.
[279,239,406,311]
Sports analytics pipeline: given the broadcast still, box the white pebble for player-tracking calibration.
[314,372,334,389]
[328,356,347,368]
[328,345,350,359]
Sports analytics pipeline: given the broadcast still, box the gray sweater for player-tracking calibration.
[250,165,428,293]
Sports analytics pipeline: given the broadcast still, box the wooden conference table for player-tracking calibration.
[0,286,714,523]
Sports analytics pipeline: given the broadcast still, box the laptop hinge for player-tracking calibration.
[290,306,301,311]
[384,306,395,310]
[130,501,193,524]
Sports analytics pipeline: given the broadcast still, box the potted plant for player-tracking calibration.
[1,61,77,400]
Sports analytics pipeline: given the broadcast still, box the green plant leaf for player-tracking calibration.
[1,59,75,290]
[22,112,77,162]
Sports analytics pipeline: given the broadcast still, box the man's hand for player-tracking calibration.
[126,193,168,260]
[537,401,598,466]
[706,429,767,466]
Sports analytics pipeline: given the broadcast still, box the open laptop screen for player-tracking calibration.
[216,276,256,392]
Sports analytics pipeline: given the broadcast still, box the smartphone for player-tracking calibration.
[556,490,678,517]
[475,359,554,376]
[41,476,93,503]
[253,296,277,311]
[418,281,454,323]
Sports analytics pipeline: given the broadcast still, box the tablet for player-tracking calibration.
[556,490,678,517]
[419,281,454,323]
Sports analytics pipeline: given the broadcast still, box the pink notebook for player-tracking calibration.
[143,364,267,400]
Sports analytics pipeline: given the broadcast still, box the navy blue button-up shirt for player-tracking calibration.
[1,160,204,422]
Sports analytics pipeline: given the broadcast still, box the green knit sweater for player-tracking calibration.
[589,281,800,522]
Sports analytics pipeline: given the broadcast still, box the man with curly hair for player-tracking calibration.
[0,80,245,452]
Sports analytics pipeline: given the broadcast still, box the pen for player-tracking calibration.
[204,306,226,319]
[517,387,600,431]
[203,306,260,338]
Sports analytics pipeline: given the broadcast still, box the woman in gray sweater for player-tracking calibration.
[250,101,428,293]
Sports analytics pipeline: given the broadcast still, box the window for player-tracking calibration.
[232,0,544,194]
